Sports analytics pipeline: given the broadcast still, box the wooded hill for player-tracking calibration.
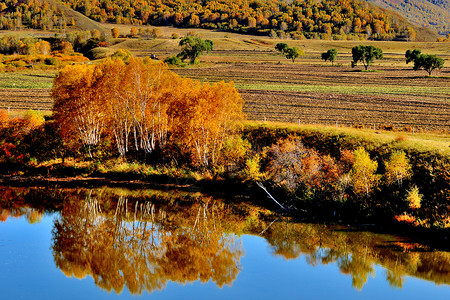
[366,0,450,36]
[0,0,437,41]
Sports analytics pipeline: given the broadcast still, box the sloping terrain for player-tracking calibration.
[367,0,450,35]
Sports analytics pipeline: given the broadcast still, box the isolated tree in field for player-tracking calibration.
[351,45,383,70]
[405,49,421,64]
[384,151,412,187]
[285,47,304,63]
[351,147,379,196]
[111,27,119,38]
[405,49,444,76]
[321,48,338,66]
[177,36,212,64]
[275,42,288,53]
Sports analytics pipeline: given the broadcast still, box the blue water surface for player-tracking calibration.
[1,214,449,300]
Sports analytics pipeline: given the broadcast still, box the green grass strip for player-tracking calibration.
[238,83,450,101]
[0,72,55,89]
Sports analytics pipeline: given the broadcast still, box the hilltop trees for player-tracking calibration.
[405,49,445,76]
[321,48,338,66]
[351,45,383,70]
[16,0,406,41]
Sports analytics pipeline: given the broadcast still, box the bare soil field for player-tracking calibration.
[174,63,450,130]
[0,89,52,111]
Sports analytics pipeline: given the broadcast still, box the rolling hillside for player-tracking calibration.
[0,0,438,41]
[366,0,450,35]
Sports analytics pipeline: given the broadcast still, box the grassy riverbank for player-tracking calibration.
[1,120,448,231]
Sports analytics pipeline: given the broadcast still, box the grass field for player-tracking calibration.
[0,25,449,131]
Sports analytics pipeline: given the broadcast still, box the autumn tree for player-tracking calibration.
[351,45,383,70]
[130,26,138,37]
[350,147,379,196]
[321,48,338,66]
[168,80,245,167]
[111,27,119,38]
[384,151,412,187]
[52,64,105,157]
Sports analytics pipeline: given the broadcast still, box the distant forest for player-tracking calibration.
[1,0,417,40]
[366,0,450,35]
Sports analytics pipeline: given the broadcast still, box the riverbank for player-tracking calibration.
[1,121,449,233]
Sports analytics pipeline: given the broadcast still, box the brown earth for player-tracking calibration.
[0,89,52,111]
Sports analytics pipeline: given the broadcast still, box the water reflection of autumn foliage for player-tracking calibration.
[0,186,449,292]
[51,191,244,295]
[262,222,450,289]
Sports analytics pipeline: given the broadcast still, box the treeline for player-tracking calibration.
[0,35,91,70]
[1,0,415,40]
[0,0,74,31]
[60,0,412,40]
[0,30,115,70]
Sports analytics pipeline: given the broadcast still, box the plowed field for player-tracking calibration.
[175,63,450,130]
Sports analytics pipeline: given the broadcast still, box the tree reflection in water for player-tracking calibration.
[51,191,243,295]
[0,186,449,293]
[262,221,450,290]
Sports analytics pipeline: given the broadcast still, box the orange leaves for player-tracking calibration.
[51,57,245,162]
[0,109,7,128]
[169,80,245,166]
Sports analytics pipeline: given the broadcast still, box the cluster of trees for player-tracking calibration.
[0,35,91,70]
[52,55,244,166]
[0,0,74,31]
[275,42,305,62]
[351,44,383,70]
[53,0,410,40]
[405,49,445,76]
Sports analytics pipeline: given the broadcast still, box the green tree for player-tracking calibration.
[351,45,383,70]
[177,36,211,64]
[406,49,444,76]
[275,42,288,53]
[205,39,213,53]
[285,47,304,63]
[405,49,421,64]
[321,48,338,66]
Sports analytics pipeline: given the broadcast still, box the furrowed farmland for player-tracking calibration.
[0,35,449,131]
